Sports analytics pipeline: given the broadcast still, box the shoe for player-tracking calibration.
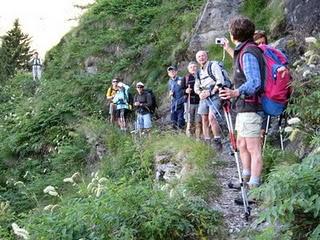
[213,138,223,152]
[234,196,256,205]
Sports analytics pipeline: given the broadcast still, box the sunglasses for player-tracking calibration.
[137,86,144,88]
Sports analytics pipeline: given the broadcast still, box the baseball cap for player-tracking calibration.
[136,82,144,87]
[167,66,177,71]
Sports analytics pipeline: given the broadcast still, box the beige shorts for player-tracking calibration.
[235,112,262,137]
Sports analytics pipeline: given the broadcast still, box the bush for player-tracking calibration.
[25,182,224,240]
[253,155,320,239]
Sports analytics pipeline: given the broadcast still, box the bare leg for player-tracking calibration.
[202,114,210,139]
[245,137,263,178]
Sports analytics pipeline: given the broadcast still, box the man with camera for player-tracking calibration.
[219,16,264,190]
[194,50,224,151]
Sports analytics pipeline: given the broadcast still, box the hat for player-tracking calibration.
[167,66,177,71]
[136,82,144,87]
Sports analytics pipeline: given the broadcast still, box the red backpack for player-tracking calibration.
[241,44,293,116]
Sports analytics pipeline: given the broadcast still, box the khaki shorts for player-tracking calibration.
[235,112,262,137]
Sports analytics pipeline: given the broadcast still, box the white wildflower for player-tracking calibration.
[305,37,317,44]
[12,223,29,240]
[287,117,301,125]
[48,190,59,196]
[96,185,102,197]
[14,181,25,187]
[98,177,107,184]
[284,126,294,133]
[169,189,175,198]
[43,186,55,193]
[23,171,29,179]
[44,205,54,211]
[71,172,80,180]
[63,177,74,183]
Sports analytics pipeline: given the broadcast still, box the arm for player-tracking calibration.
[194,78,201,95]
[223,38,234,58]
[238,53,262,96]
[106,88,113,99]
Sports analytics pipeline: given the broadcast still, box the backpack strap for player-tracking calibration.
[207,61,216,82]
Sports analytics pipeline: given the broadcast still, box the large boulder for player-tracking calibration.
[284,0,320,36]
[187,0,241,58]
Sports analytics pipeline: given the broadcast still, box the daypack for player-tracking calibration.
[197,61,232,89]
[144,89,157,114]
[240,44,292,116]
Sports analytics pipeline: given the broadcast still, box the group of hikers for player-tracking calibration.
[105,16,292,215]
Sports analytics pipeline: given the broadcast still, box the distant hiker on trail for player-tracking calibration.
[184,61,201,139]
[133,82,152,134]
[106,78,119,124]
[168,66,186,130]
[29,52,42,81]
[113,82,130,131]
[219,16,264,189]
[194,50,224,151]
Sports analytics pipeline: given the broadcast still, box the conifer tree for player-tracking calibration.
[0,19,33,80]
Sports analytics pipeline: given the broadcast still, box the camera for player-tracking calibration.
[215,38,225,45]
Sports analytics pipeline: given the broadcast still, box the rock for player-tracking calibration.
[302,69,311,78]
[187,0,241,57]
[84,56,99,74]
[284,0,320,35]
[155,154,171,164]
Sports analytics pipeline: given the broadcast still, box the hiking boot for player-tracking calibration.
[234,196,256,206]
[228,176,250,190]
[213,138,222,152]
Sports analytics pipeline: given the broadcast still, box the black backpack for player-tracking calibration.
[144,89,157,114]
[197,61,232,88]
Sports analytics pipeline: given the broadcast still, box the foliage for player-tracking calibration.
[262,145,299,180]
[241,0,285,37]
[24,181,224,240]
[252,155,320,239]
[0,19,33,81]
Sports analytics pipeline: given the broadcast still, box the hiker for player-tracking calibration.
[194,50,224,151]
[113,82,130,131]
[29,52,42,81]
[222,31,289,141]
[106,78,119,124]
[184,61,201,138]
[133,82,152,134]
[219,16,265,189]
[167,66,185,130]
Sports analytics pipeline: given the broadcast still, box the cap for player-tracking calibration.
[167,66,177,71]
[112,78,118,83]
[136,82,144,87]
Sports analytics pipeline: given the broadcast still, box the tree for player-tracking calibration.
[0,19,33,81]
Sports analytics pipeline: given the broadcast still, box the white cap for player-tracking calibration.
[136,82,144,87]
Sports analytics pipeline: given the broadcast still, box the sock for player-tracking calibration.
[214,136,221,139]
[248,176,260,186]
[242,169,251,178]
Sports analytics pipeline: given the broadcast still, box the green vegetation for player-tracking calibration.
[0,19,33,81]
[241,0,285,37]
[251,155,320,240]
[0,1,228,239]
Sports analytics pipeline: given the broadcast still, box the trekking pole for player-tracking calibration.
[262,115,271,153]
[220,90,251,220]
[186,84,191,135]
[279,113,284,151]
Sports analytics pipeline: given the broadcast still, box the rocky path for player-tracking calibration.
[210,139,256,239]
